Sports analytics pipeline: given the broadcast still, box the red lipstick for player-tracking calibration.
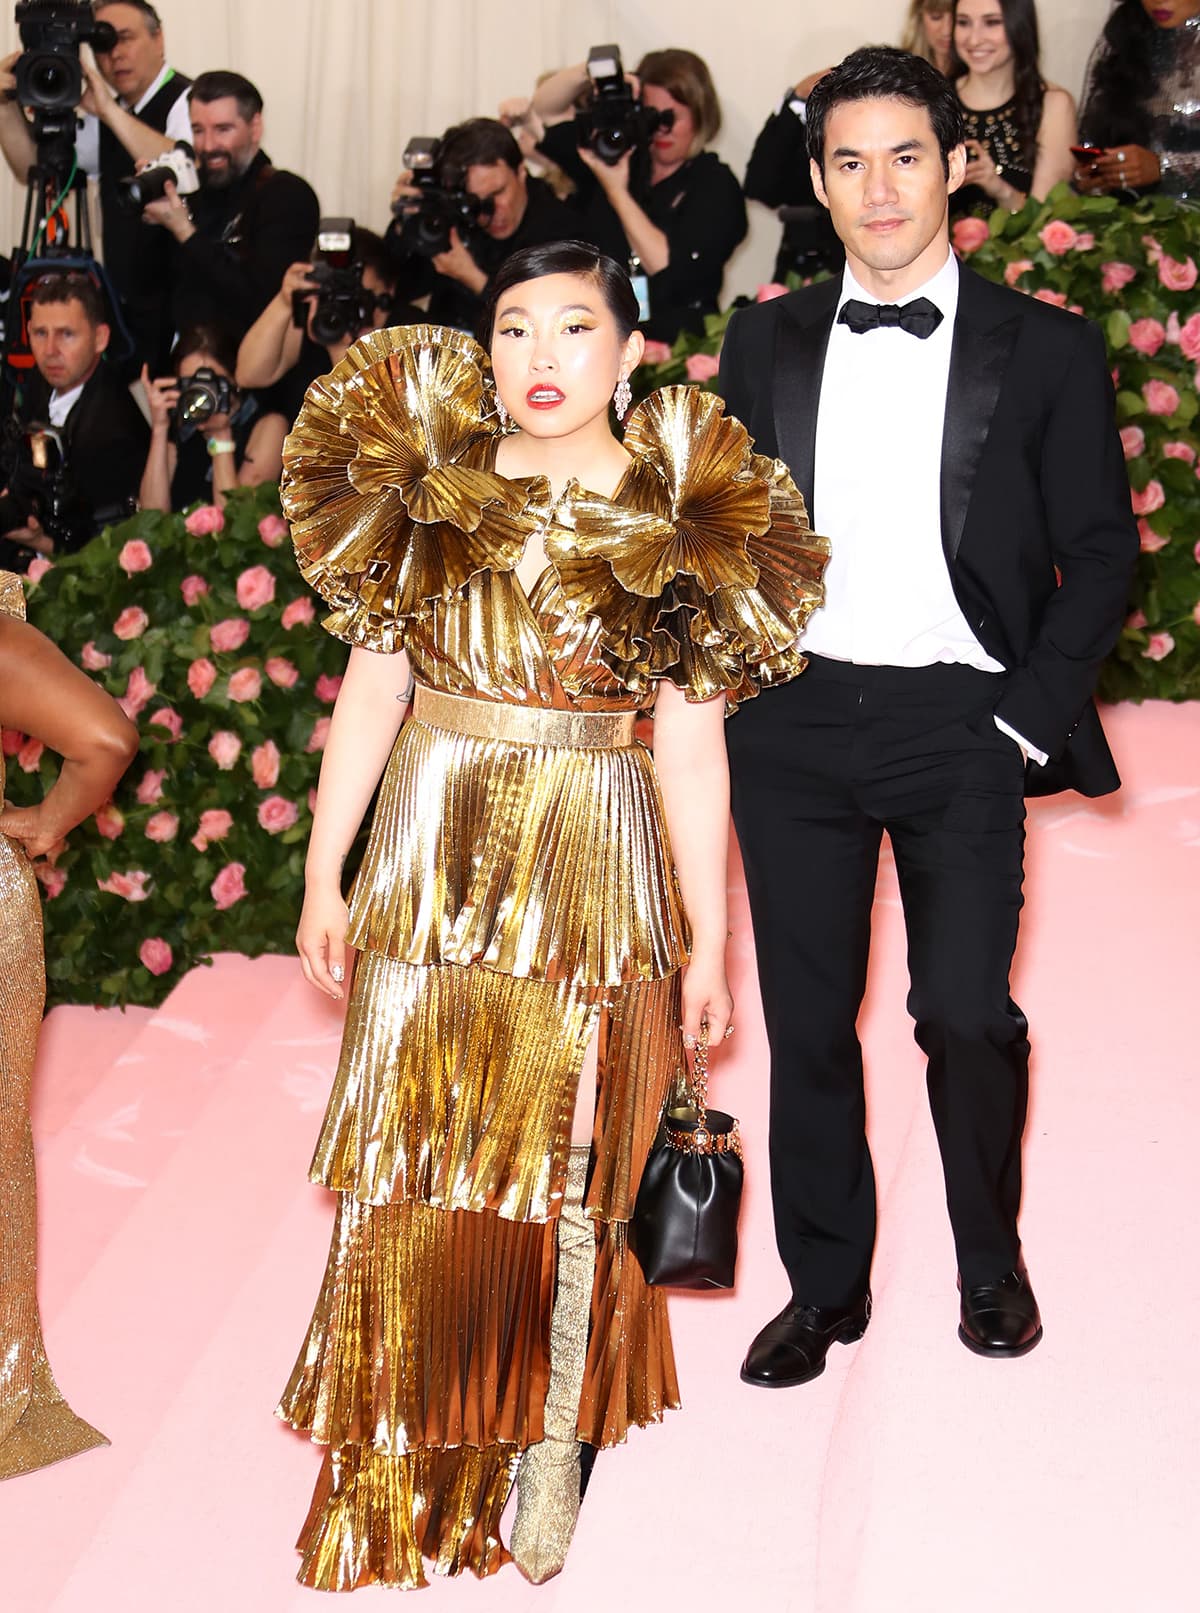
[526,385,565,409]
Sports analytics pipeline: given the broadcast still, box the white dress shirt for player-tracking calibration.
[75,65,193,180]
[804,249,1044,763]
[48,381,84,429]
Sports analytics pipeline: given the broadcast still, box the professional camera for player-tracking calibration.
[13,0,117,114]
[0,417,89,560]
[574,44,674,166]
[116,144,200,213]
[172,367,236,435]
[289,219,388,346]
[390,136,493,259]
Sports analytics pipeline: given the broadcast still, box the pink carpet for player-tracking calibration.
[5,700,1197,1612]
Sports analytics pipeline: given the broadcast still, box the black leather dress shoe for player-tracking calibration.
[740,1293,871,1388]
[958,1262,1043,1357]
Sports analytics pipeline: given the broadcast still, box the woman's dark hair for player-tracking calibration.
[807,46,966,175]
[478,241,641,346]
[950,0,1045,171]
[1078,1,1154,149]
[171,323,240,377]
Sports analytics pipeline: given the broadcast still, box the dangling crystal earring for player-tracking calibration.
[613,376,632,422]
[495,393,509,427]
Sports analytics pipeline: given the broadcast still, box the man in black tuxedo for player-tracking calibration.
[719,47,1137,1385]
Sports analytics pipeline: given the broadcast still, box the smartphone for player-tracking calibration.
[1070,143,1104,162]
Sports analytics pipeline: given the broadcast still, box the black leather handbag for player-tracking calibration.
[630,1024,744,1289]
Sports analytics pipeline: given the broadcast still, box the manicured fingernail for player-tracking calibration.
[331,964,344,983]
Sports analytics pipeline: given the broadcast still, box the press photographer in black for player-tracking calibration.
[386,117,587,332]
[516,46,746,342]
[743,74,843,280]
[140,70,319,343]
[0,1,192,373]
[0,272,147,569]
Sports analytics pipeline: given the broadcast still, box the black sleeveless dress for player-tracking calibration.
[953,94,1034,216]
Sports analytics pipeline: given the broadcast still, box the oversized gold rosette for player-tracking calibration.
[545,387,830,709]
[282,325,537,652]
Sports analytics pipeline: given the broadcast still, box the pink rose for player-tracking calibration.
[80,641,112,671]
[258,514,288,547]
[684,352,721,382]
[184,503,225,536]
[640,339,673,365]
[149,706,183,742]
[1126,609,1147,629]
[1101,262,1137,295]
[97,869,151,902]
[139,937,173,976]
[755,281,790,301]
[1138,520,1168,552]
[1142,631,1175,661]
[208,730,241,770]
[118,538,153,575]
[17,736,44,772]
[315,672,343,703]
[1130,479,1165,516]
[119,665,156,719]
[1038,220,1078,256]
[180,574,209,607]
[0,729,20,757]
[1003,258,1034,287]
[1142,234,1163,264]
[1158,254,1198,292]
[1033,289,1068,307]
[37,864,66,899]
[228,666,262,703]
[1195,538,1200,563]
[305,716,331,753]
[144,810,179,843]
[952,217,989,256]
[281,596,315,630]
[187,657,217,699]
[1165,311,1182,344]
[257,795,299,835]
[1143,379,1180,417]
[94,803,125,839]
[236,565,276,611]
[1177,312,1200,362]
[113,605,149,641]
[265,655,298,689]
[26,555,53,583]
[1074,232,1095,252]
[1163,440,1197,464]
[1119,425,1145,460]
[191,808,234,851]
[211,861,248,911]
[1127,318,1166,357]
[251,739,280,788]
[209,617,250,653]
[135,768,166,805]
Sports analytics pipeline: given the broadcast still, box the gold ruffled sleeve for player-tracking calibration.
[281,325,536,653]
[546,387,830,710]
[0,570,26,622]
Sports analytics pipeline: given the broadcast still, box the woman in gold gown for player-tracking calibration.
[0,571,138,1479]
[278,242,829,1590]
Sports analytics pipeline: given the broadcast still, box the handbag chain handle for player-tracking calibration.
[668,1022,742,1158]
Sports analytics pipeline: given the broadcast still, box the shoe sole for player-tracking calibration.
[957,1323,1044,1359]
[738,1321,868,1388]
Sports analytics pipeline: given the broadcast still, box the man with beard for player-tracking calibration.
[142,70,319,344]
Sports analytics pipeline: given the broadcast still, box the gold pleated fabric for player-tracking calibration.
[0,571,108,1480]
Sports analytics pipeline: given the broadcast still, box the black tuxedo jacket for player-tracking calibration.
[718,265,1139,797]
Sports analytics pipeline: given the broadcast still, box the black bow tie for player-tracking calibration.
[838,296,944,339]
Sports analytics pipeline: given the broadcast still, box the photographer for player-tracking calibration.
[523,48,746,342]
[386,118,588,332]
[141,70,319,343]
[0,271,147,567]
[0,2,192,373]
[138,323,286,513]
[743,73,843,280]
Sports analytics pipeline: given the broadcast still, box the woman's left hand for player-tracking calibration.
[1075,144,1160,194]
[681,950,733,1050]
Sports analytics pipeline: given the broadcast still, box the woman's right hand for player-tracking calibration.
[297,883,351,1000]
[140,365,178,432]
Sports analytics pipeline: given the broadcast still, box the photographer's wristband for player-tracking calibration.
[207,438,236,457]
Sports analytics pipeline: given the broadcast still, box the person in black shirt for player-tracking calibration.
[523,49,746,343]
[140,71,320,343]
[387,118,589,333]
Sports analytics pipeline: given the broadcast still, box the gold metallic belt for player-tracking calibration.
[412,685,638,749]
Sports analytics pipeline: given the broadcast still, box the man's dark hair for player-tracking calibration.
[479,239,640,346]
[171,322,240,377]
[92,0,162,33]
[806,46,965,177]
[354,227,398,293]
[190,70,263,122]
[30,272,108,327]
[438,118,523,186]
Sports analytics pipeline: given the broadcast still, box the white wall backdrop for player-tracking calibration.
[0,0,1112,301]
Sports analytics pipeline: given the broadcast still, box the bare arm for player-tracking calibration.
[235,413,288,491]
[652,682,733,1045]
[0,52,37,179]
[1030,85,1077,201]
[296,643,412,998]
[137,365,177,512]
[81,61,173,164]
[235,264,311,389]
[0,617,138,855]
[580,148,670,273]
[529,62,590,125]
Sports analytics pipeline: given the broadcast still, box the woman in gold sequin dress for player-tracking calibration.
[0,573,137,1479]
[278,242,828,1591]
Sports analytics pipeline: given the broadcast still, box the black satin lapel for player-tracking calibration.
[941,297,1021,564]
[772,287,838,514]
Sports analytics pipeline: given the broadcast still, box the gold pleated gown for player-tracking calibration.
[0,570,108,1480]
[278,328,828,1590]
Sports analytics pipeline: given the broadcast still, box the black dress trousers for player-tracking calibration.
[727,655,1031,1305]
